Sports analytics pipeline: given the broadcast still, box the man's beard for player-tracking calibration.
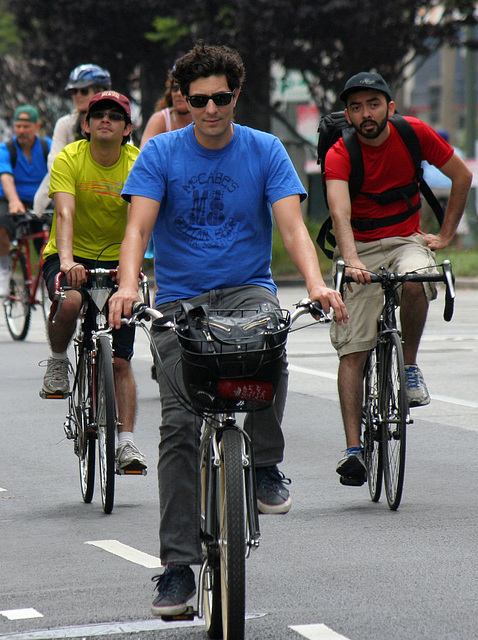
[353,115,388,139]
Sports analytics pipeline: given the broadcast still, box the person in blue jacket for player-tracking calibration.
[0,105,51,295]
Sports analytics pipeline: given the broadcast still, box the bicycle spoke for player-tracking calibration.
[363,349,383,502]
[96,335,117,514]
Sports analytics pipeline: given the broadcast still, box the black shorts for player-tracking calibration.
[42,254,135,361]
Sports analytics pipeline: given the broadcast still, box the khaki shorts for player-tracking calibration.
[330,234,438,358]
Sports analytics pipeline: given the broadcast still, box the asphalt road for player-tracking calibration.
[1,283,478,640]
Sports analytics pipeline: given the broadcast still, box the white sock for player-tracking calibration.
[51,351,68,360]
[118,432,134,447]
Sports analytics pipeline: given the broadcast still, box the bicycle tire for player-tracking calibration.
[96,334,116,514]
[201,439,223,640]
[363,349,383,502]
[218,428,246,640]
[73,348,95,503]
[4,249,31,340]
[381,331,408,510]
[40,276,51,325]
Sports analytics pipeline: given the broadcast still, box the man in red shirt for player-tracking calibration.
[325,71,472,486]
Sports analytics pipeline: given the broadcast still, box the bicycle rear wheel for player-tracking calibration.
[381,331,408,510]
[95,334,116,514]
[72,348,95,503]
[4,249,31,340]
[218,428,246,640]
[363,349,383,502]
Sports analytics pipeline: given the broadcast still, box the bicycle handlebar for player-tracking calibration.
[334,259,456,322]
[127,297,331,330]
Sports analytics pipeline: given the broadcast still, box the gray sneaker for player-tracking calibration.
[405,365,431,407]
[256,465,292,514]
[116,442,147,473]
[40,357,70,398]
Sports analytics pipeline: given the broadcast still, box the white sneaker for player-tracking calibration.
[116,442,147,472]
[405,364,431,407]
[0,268,11,297]
[40,357,70,398]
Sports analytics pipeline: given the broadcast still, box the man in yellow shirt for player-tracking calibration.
[40,91,146,473]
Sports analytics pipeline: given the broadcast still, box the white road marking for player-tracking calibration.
[0,487,7,492]
[85,540,161,568]
[289,364,478,408]
[0,613,265,639]
[0,609,43,621]
[290,623,351,639]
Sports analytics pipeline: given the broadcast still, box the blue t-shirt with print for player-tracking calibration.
[122,123,306,304]
[0,136,51,201]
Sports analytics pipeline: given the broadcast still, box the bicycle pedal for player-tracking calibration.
[340,474,366,487]
[39,389,70,400]
[116,467,147,476]
[161,607,196,622]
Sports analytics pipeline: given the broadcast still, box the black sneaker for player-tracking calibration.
[256,465,292,514]
[336,447,367,486]
[151,564,196,616]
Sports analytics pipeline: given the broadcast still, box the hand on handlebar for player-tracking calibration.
[62,261,87,289]
[108,286,142,330]
[309,284,348,324]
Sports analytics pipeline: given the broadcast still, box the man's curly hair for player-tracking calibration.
[172,42,246,97]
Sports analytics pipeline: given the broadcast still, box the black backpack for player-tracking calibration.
[316,112,445,258]
[7,138,49,169]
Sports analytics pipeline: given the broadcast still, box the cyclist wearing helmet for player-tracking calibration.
[33,64,111,214]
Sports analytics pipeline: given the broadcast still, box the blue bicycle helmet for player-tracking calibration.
[65,64,111,91]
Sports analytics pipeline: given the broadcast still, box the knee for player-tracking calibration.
[402,282,426,303]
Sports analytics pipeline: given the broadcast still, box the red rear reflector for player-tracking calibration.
[217,380,274,404]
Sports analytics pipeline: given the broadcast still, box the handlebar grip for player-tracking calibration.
[443,289,454,322]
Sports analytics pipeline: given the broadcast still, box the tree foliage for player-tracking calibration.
[3,0,477,137]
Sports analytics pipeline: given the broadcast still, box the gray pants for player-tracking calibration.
[152,285,288,565]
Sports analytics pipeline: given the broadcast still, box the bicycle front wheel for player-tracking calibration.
[72,348,95,503]
[380,331,408,510]
[96,334,117,514]
[4,249,31,340]
[218,428,246,640]
[40,276,51,325]
[363,349,383,502]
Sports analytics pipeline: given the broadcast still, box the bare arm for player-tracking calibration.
[272,194,347,322]
[140,111,167,149]
[108,195,159,328]
[1,173,25,213]
[420,152,472,250]
[327,179,370,284]
[53,191,87,288]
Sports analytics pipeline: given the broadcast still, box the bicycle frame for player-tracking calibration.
[10,215,50,308]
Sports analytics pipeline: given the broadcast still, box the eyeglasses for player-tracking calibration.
[89,110,125,121]
[70,88,92,96]
[171,84,181,93]
[186,91,235,109]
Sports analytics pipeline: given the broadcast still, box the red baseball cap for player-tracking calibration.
[86,91,131,121]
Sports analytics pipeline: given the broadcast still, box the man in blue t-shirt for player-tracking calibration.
[0,105,51,295]
[109,42,347,616]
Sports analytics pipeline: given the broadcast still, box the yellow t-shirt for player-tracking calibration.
[43,139,139,261]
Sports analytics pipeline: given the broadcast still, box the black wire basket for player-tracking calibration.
[175,305,291,412]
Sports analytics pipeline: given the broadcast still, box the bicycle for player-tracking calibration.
[335,258,456,510]
[127,297,330,640]
[4,210,52,340]
[53,268,149,514]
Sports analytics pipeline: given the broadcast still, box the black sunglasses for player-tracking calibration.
[186,91,235,109]
[89,110,125,122]
[70,88,92,96]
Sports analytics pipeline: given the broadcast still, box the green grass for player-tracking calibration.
[271,218,478,279]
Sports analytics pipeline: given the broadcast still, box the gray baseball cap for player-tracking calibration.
[340,72,392,103]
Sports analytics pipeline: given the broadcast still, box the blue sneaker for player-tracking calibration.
[405,364,431,407]
[336,447,367,486]
[256,465,292,514]
[151,564,196,616]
